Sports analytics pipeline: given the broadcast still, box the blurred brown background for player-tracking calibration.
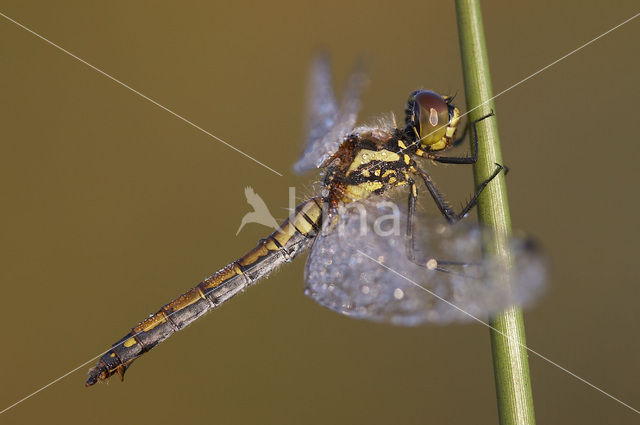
[1,1,638,424]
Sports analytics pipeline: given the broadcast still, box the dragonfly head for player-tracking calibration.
[405,90,460,151]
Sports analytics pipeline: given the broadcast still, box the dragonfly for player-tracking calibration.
[86,56,546,387]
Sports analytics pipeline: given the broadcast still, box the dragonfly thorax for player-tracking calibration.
[323,130,413,206]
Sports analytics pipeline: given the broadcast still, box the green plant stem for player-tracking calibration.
[455,1,536,425]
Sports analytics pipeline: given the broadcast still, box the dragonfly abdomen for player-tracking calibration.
[86,197,323,387]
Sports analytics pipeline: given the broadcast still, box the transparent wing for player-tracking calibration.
[304,201,547,325]
[303,54,338,158]
[294,55,367,174]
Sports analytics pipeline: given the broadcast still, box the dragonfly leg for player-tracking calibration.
[410,165,455,222]
[406,251,484,279]
[428,263,485,279]
[413,163,504,223]
[404,179,481,273]
[405,178,418,263]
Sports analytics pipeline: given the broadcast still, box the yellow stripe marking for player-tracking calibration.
[239,243,271,266]
[300,199,322,224]
[201,264,240,291]
[429,140,447,151]
[123,337,137,348]
[273,222,298,247]
[134,313,167,333]
[163,288,204,314]
[196,286,206,300]
[264,239,279,251]
[450,107,461,127]
[292,212,315,235]
[342,181,384,202]
[346,149,400,174]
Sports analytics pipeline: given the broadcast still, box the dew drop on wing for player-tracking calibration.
[303,200,547,325]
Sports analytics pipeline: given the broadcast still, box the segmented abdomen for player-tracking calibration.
[86,197,323,386]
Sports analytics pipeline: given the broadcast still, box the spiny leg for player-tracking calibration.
[404,216,484,278]
[404,178,482,273]
[412,163,504,223]
[405,215,486,277]
[405,109,502,267]
[404,181,450,270]
[403,186,490,287]
[404,159,502,274]
[405,178,418,263]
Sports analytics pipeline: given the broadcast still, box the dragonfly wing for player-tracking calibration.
[294,56,367,174]
[304,201,547,325]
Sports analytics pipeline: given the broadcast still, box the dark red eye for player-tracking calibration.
[414,91,449,127]
[408,90,450,145]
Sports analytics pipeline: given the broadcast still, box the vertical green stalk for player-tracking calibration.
[455,1,536,425]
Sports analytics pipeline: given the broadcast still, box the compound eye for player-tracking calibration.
[412,91,450,145]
